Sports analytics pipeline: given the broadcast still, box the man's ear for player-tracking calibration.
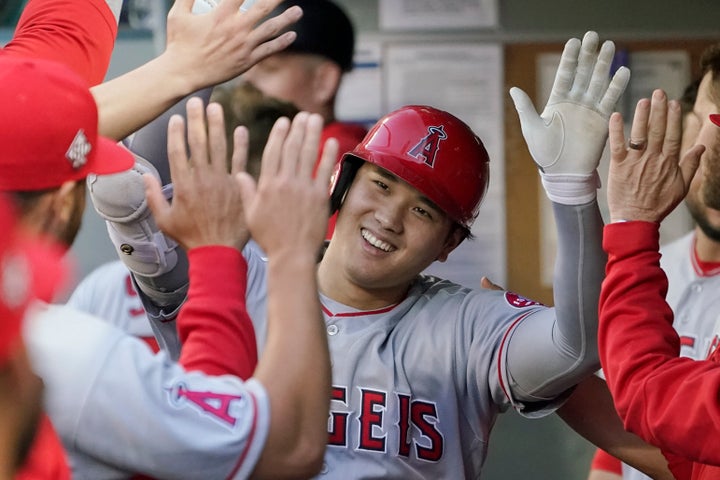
[311,60,342,106]
[436,227,465,263]
[51,181,81,223]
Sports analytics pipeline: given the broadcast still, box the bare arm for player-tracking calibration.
[558,375,674,480]
[239,113,337,478]
[93,0,302,140]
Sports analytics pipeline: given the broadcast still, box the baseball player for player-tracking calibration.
[0,196,68,480]
[96,31,646,478]
[599,86,720,479]
[589,66,719,480]
[2,54,334,479]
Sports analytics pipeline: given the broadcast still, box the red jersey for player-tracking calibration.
[599,221,720,480]
[2,0,118,86]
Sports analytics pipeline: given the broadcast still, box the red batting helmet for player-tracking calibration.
[330,105,490,231]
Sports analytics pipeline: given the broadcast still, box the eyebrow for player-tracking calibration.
[371,167,444,214]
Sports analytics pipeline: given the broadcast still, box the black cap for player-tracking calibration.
[270,0,355,72]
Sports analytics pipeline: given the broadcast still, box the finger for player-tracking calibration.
[509,87,542,128]
[185,97,209,167]
[167,114,190,182]
[249,31,298,61]
[236,171,257,213]
[608,112,628,162]
[235,0,284,24]
[231,126,249,176]
[315,138,339,190]
[297,114,324,179]
[646,90,668,154]
[279,111,310,176]
[628,98,651,152]
[547,37,581,104]
[206,102,228,174]
[662,100,683,161]
[243,5,302,49]
[143,174,171,228]
[586,40,615,103]
[571,31,600,96]
[679,144,704,191]
[260,116,291,178]
[598,66,630,114]
[480,276,504,291]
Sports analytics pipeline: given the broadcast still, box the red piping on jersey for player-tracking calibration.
[690,236,720,277]
[496,312,534,404]
[321,303,399,318]
[226,391,259,479]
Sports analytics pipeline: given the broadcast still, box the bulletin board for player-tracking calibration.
[503,38,719,306]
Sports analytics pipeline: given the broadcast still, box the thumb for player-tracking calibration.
[509,87,541,129]
[679,144,704,191]
[235,171,257,214]
[143,174,170,228]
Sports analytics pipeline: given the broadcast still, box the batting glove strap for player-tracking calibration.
[540,170,600,205]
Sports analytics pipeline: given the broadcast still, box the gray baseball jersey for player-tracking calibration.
[621,230,720,480]
[67,260,156,347]
[142,200,604,479]
[27,267,270,480]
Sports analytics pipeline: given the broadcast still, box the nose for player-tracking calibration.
[374,201,404,233]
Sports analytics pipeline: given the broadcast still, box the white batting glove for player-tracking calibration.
[510,31,631,205]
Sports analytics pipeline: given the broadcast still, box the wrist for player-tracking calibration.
[539,171,600,205]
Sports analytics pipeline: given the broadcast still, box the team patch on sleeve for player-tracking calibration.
[504,291,543,309]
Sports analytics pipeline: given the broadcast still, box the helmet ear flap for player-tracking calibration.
[329,155,364,214]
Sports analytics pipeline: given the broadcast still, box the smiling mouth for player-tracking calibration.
[361,228,395,252]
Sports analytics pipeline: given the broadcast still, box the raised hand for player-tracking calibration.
[144,96,251,251]
[510,31,631,205]
[236,112,338,258]
[607,89,704,223]
[167,0,303,92]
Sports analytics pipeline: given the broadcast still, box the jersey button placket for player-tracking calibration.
[327,324,339,336]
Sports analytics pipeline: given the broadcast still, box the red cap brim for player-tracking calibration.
[710,114,720,128]
[88,137,135,176]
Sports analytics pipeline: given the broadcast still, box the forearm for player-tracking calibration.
[600,221,720,464]
[178,246,257,379]
[252,252,330,478]
[92,52,198,140]
[557,375,673,480]
[506,200,604,399]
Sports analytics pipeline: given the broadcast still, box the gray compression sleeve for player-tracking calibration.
[123,89,213,348]
[505,200,605,402]
[123,88,214,308]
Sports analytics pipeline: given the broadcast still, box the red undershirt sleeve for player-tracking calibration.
[178,246,257,380]
[600,221,720,469]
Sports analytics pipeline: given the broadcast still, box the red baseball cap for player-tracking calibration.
[710,114,720,128]
[0,195,68,364]
[0,56,134,191]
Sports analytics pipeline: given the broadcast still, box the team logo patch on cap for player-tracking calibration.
[504,291,542,309]
[66,129,92,169]
[407,125,446,168]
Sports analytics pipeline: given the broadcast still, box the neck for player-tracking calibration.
[317,259,410,311]
[694,226,720,262]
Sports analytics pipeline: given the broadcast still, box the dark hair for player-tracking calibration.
[210,82,300,179]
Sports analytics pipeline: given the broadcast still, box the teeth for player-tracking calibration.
[361,229,394,252]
